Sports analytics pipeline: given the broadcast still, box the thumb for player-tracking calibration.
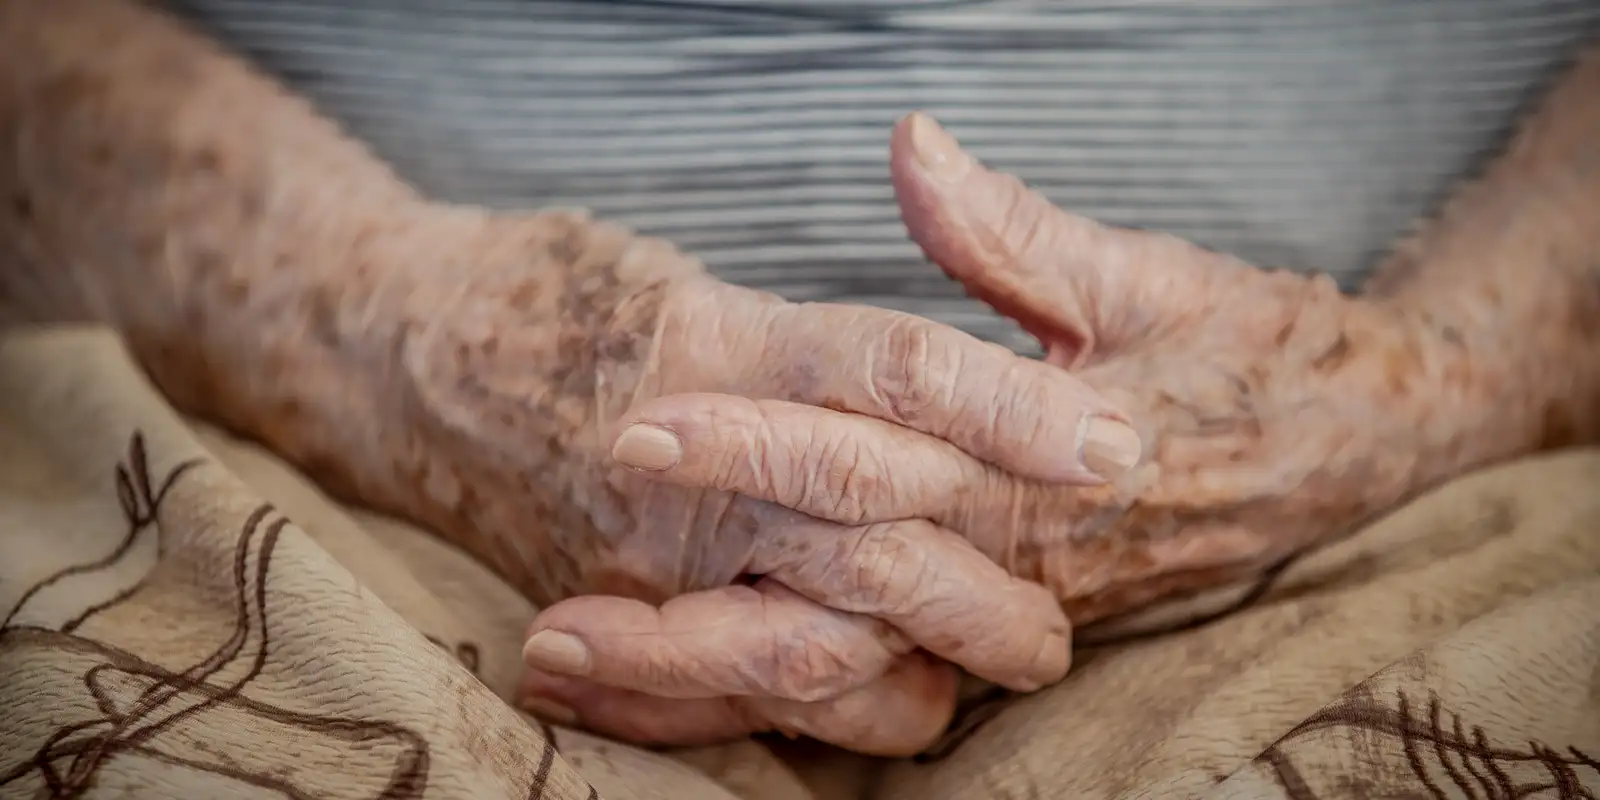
[889,113,1251,367]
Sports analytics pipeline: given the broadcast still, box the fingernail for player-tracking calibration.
[1079,416,1142,480]
[908,114,971,183]
[612,424,682,471]
[1025,633,1071,690]
[523,696,580,727]
[522,630,592,676]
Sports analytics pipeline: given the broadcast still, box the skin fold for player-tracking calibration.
[3,0,1598,757]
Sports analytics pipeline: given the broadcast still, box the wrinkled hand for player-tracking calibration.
[389,203,1140,754]
[519,115,1478,750]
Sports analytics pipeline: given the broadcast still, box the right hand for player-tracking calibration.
[374,208,1140,755]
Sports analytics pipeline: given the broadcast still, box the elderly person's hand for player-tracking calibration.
[519,115,1517,752]
[376,204,1139,753]
[1,0,1133,757]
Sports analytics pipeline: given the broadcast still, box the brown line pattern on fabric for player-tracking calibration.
[0,434,201,633]
[1454,710,1498,797]
[1427,691,1473,798]
[1253,688,1599,799]
[1260,745,1318,800]
[0,431,447,799]
[1395,692,1450,798]
[527,736,556,799]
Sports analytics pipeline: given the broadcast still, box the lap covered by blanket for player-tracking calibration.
[3,327,1597,800]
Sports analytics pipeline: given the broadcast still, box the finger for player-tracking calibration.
[522,579,909,701]
[750,517,1071,691]
[521,653,959,757]
[752,651,959,757]
[889,112,1254,367]
[610,393,983,525]
[520,671,762,747]
[756,300,1143,483]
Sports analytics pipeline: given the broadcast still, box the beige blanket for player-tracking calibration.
[3,326,1597,799]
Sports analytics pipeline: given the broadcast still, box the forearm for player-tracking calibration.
[0,0,443,520]
[0,0,683,573]
[0,0,430,409]
[1367,45,1600,463]
[0,0,424,320]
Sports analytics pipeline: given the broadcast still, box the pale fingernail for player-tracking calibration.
[524,696,580,727]
[612,424,683,471]
[908,114,971,183]
[1025,633,1071,690]
[1079,416,1142,480]
[522,631,592,676]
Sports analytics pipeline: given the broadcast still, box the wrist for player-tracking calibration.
[1363,48,1600,461]
[124,197,440,486]
[1386,286,1600,463]
[340,209,729,595]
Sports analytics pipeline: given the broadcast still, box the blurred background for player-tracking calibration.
[171,0,1600,352]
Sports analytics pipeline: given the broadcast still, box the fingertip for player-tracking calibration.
[1009,632,1071,693]
[902,113,972,184]
[612,422,684,471]
[1078,414,1142,482]
[997,369,1144,484]
[522,629,593,677]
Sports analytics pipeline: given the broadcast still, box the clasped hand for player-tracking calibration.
[495,116,1435,755]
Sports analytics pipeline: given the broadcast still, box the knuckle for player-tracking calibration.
[771,649,857,703]
[871,317,958,425]
[993,179,1056,260]
[758,630,862,703]
[848,523,927,614]
[996,364,1057,442]
[704,404,780,495]
[804,431,880,526]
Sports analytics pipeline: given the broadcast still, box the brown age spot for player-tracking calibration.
[584,563,672,604]
[304,294,342,349]
[220,276,249,306]
[193,146,221,172]
[1381,348,1413,396]
[11,194,31,220]
[1273,318,1297,348]
[84,140,114,167]
[507,278,538,309]
[1310,333,1351,372]
[1571,269,1600,341]
[786,361,821,401]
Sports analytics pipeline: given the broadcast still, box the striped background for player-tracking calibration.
[170,0,1600,351]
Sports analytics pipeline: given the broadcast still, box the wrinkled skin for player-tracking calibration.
[392,209,1138,755]
[515,116,1504,752]
[1,0,1120,757]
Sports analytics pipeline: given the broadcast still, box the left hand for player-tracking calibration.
[519,114,1489,751]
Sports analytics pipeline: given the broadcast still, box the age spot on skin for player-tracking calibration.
[1310,333,1351,372]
